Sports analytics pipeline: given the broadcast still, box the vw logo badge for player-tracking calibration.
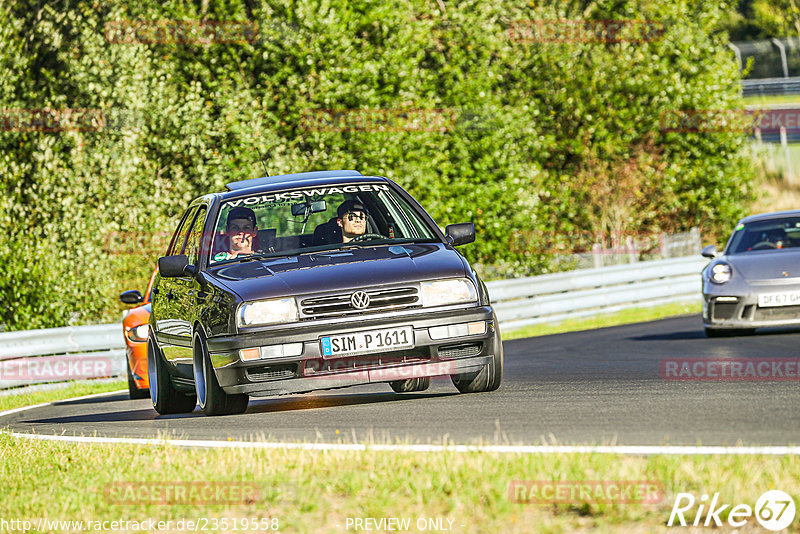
[350,291,370,310]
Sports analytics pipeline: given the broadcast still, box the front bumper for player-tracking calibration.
[206,306,498,396]
[703,281,800,329]
[126,343,150,390]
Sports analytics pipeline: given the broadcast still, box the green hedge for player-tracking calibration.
[0,0,753,330]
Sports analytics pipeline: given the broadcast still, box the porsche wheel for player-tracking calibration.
[127,359,150,400]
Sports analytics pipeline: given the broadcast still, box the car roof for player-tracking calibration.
[739,209,800,224]
[218,170,390,200]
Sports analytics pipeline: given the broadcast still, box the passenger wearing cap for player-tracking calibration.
[214,206,258,261]
[337,199,368,243]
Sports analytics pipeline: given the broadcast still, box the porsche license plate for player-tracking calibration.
[758,292,800,308]
[320,326,413,358]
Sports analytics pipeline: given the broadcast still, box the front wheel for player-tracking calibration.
[193,330,249,416]
[451,326,503,393]
[390,377,430,393]
[148,333,196,414]
[705,327,756,338]
[127,359,150,400]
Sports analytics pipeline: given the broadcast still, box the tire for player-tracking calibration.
[705,327,756,338]
[704,327,726,338]
[193,329,248,416]
[451,326,503,393]
[127,359,150,400]
[148,333,196,414]
[389,377,431,393]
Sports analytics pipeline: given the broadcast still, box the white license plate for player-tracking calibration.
[758,292,800,307]
[320,326,414,358]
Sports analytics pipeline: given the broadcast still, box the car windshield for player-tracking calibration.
[726,216,800,254]
[209,182,438,264]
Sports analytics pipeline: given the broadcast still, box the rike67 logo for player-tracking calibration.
[668,490,796,531]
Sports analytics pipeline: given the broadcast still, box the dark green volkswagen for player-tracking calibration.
[149,170,502,416]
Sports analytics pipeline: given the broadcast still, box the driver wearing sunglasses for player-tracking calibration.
[336,199,368,243]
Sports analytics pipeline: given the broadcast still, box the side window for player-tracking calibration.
[184,206,208,266]
[167,206,198,256]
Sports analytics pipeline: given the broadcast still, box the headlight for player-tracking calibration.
[238,298,299,327]
[709,263,732,284]
[126,324,149,342]
[420,278,477,307]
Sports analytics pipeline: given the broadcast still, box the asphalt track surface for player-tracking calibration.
[3,314,799,446]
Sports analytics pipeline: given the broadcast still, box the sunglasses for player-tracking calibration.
[345,213,366,222]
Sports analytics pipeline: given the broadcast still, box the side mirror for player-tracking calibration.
[445,222,476,246]
[119,289,143,305]
[158,255,195,278]
[701,245,718,259]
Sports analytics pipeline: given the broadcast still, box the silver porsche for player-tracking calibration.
[702,209,800,337]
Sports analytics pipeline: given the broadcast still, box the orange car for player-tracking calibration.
[119,269,158,399]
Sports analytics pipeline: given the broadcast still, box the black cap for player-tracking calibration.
[337,199,367,218]
[227,206,256,227]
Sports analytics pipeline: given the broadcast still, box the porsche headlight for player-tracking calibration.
[238,298,299,327]
[420,278,477,307]
[125,324,149,343]
[709,263,732,284]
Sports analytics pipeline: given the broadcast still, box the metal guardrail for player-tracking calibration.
[486,256,707,330]
[742,77,800,97]
[0,256,708,389]
[0,324,126,390]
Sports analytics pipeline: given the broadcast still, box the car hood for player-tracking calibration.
[727,249,800,279]
[207,243,468,300]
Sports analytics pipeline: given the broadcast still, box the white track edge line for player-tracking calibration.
[1,390,798,455]
[0,389,126,419]
[3,431,799,455]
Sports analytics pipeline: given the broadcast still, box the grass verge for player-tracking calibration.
[502,301,701,340]
[743,94,800,106]
[0,432,798,533]
[0,380,126,413]
[4,311,798,532]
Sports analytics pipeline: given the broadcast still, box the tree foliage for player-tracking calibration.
[0,0,754,330]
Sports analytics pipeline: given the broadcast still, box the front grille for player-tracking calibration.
[300,287,420,319]
[712,302,738,321]
[753,305,800,321]
[246,364,297,382]
[438,343,483,359]
[304,349,429,375]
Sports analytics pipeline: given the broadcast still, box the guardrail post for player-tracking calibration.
[626,236,637,263]
[781,126,794,184]
[592,243,603,268]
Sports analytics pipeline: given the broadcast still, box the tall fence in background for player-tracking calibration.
[560,227,701,270]
[731,38,800,97]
